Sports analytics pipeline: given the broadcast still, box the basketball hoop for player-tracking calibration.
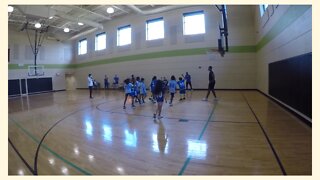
[28,65,45,76]
[22,22,49,77]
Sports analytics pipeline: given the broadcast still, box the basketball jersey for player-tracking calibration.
[185,74,191,82]
[150,80,156,91]
[140,82,146,94]
[169,80,177,93]
[88,77,94,87]
[135,81,140,92]
[178,80,185,90]
[124,83,132,94]
[155,91,164,102]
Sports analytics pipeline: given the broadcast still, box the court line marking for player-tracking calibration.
[8,138,35,175]
[9,117,92,175]
[96,101,211,122]
[33,99,112,175]
[8,96,111,175]
[211,120,257,124]
[178,101,218,175]
[9,93,211,175]
[241,92,287,175]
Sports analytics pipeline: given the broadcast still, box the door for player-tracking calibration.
[65,74,76,91]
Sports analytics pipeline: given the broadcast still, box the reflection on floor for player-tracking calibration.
[8,90,311,175]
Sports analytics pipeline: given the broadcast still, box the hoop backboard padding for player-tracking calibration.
[28,65,45,76]
[215,5,229,54]
[218,39,225,57]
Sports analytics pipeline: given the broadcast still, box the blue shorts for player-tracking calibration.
[180,89,186,94]
[156,96,164,102]
[129,92,135,96]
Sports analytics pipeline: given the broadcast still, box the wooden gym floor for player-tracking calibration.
[8,90,311,175]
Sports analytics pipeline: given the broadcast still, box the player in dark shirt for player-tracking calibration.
[203,66,217,101]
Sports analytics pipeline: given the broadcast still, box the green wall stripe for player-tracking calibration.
[8,64,76,70]
[75,47,209,68]
[9,45,255,70]
[228,45,256,53]
[75,46,256,68]
[9,6,310,70]
[256,5,310,51]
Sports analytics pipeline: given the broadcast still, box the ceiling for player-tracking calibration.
[8,5,191,42]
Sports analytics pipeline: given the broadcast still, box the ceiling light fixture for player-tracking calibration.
[35,22,42,28]
[49,16,53,19]
[8,6,14,13]
[64,28,70,33]
[106,7,114,14]
[78,22,84,26]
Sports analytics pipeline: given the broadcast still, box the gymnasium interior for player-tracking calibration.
[8,4,312,175]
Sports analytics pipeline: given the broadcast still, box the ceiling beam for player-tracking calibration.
[70,5,111,20]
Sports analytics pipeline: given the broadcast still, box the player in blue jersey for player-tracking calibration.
[113,74,119,89]
[149,76,157,103]
[153,80,166,120]
[139,78,147,103]
[134,77,142,104]
[123,78,135,109]
[182,72,193,91]
[178,77,186,100]
[168,75,177,106]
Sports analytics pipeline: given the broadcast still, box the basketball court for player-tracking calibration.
[8,4,312,175]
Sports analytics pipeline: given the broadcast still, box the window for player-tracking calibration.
[259,4,269,16]
[117,25,131,46]
[183,10,205,35]
[146,17,164,40]
[78,39,87,55]
[95,32,106,51]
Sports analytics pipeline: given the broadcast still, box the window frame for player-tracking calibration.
[95,32,107,51]
[117,25,132,46]
[78,38,87,55]
[183,10,206,36]
[146,17,164,41]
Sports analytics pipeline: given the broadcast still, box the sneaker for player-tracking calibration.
[123,106,126,109]
[153,114,156,119]
[179,98,183,101]
[132,105,136,108]
[202,98,208,101]
[158,115,163,120]
[170,104,173,107]
[183,97,186,100]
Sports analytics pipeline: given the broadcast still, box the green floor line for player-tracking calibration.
[9,118,92,175]
[178,101,218,175]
